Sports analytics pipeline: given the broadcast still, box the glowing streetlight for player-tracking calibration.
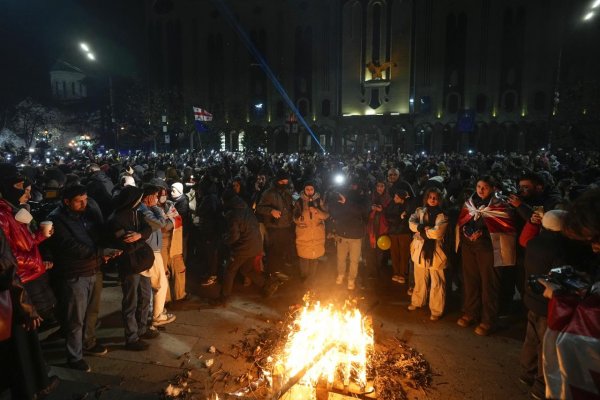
[592,0,600,9]
[583,11,595,20]
[87,52,96,60]
[80,43,90,52]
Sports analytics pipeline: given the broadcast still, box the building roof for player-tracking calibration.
[50,60,84,73]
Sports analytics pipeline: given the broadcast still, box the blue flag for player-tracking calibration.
[194,120,208,133]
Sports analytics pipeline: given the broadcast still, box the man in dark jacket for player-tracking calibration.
[520,210,570,399]
[85,164,115,220]
[48,184,119,371]
[193,178,222,285]
[256,169,295,274]
[108,186,155,351]
[329,178,369,290]
[218,190,281,305]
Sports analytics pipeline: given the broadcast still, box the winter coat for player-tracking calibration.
[0,229,38,340]
[385,201,412,235]
[86,171,115,218]
[194,190,222,237]
[328,189,369,239]
[256,184,295,229]
[523,230,570,316]
[108,187,153,275]
[409,207,448,269]
[0,199,48,283]
[223,195,262,258]
[47,200,105,279]
[293,192,329,260]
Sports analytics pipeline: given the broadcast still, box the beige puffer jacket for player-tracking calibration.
[293,193,329,260]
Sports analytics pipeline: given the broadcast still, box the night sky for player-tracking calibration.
[0,0,143,108]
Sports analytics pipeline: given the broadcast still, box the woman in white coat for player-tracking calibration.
[407,187,448,320]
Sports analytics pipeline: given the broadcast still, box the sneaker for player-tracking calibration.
[67,359,91,372]
[201,275,218,286]
[153,313,176,327]
[335,275,344,285]
[407,305,418,311]
[347,280,355,290]
[83,343,108,356]
[141,326,160,339]
[474,323,493,336]
[430,315,441,321]
[407,287,413,296]
[457,315,475,328]
[391,275,400,282]
[125,339,149,351]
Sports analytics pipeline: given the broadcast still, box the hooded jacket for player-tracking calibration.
[86,171,115,218]
[108,186,153,274]
[223,195,262,258]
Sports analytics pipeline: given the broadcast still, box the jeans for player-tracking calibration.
[121,273,151,344]
[62,274,96,362]
[84,270,103,349]
[520,310,547,394]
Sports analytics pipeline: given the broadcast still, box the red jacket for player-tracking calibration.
[0,200,47,283]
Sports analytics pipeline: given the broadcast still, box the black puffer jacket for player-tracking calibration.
[47,198,105,279]
[328,189,369,239]
[223,195,262,258]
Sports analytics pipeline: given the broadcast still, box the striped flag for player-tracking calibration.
[193,107,213,121]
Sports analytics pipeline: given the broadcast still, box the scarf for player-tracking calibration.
[457,195,516,234]
[418,206,442,264]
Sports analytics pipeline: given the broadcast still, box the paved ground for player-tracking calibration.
[8,257,532,400]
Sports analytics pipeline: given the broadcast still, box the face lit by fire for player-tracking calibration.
[375,182,385,195]
[426,191,440,207]
[476,180,493,200]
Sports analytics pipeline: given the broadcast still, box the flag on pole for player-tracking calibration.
[194,120,209,133]
[193,107,213,121]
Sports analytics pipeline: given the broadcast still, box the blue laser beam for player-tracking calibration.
[212,0,326,153]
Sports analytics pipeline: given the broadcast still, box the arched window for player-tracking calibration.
[276,101,285,118]
[321,99,331,117]
[476,94,487,114]
[298,99,310,117]
[533,91,546,112]
[446,93,460,114]
[502,91,517,112]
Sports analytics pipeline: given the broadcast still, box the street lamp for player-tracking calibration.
[78,42,116,150]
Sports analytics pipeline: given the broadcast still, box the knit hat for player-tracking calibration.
[303,180,315,189]
[542,210,568,232]
[275,169,289,182]
[171,182,184,198]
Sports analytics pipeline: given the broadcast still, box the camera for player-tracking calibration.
[494,190,517,203]
[528,266,591,297]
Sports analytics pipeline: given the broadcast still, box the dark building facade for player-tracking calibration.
[145,0,600,153]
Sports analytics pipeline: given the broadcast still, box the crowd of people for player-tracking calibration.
[0,146,599,399]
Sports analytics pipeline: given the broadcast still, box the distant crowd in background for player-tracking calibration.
[1,146,599,400]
